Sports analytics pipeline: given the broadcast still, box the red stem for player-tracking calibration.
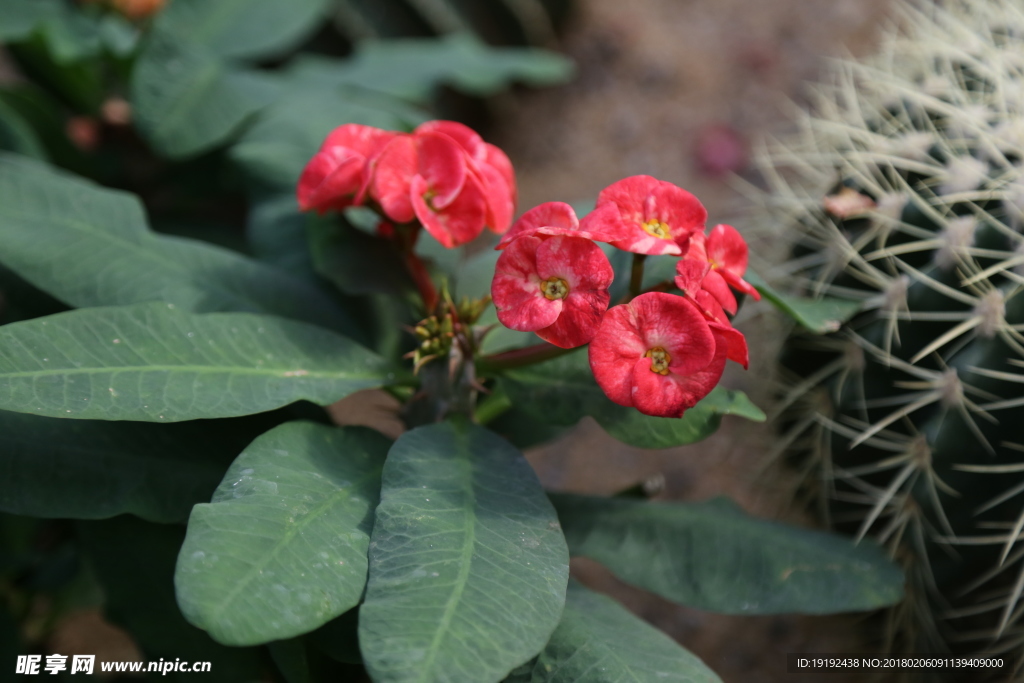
[477,342,572,373]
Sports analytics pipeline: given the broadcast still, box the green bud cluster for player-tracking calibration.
[755,0,1024,662]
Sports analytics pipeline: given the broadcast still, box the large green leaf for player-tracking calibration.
[745,270,861,334]
[551,494,905,614]
[0,303,388,422]
[359,421,569,683]
[247,196,316,278]
[308,216,412,296]
[0,410,278,522]
[176,422,389,646]
[0,154,353,332]
[499,349,765,449]
[78,517,262,682]
[0,0,60,42]
[153,0,329,60]
[518,581,721,683]
[0,98,44,158]
[230,83,422,188]
[132,33,279,158]
[327,33,574,102]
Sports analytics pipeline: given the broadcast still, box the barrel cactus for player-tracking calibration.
[756,0,1024,660]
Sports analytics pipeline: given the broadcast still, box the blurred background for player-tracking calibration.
[0,0,900,680]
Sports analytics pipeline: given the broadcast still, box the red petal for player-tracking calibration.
[706,224,748,279]
[646,179,707,242]
[415,120,486,162]
[492,235,561,330]
[629,292,716,375]
[416,132,467,209]
[631,339,726,417]
[497,201,581,249]
[322,124,396,158]
[484,143,516,202]
[589,304,647,407]
[412,173,487,249]
[371,135,417,223]
[701,269,737,315]
[535,236,614,293]
[692,289,728,324]
[296,148,363,212]
[537,289,610,348]
[476,162,515,235]
[710,321,749,369]
[674,258,711,295]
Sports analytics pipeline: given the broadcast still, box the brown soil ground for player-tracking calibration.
[490,0,895,681]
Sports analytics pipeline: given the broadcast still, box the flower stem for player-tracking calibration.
[403,250,439,312]
[477,342,572,373]
[628,253,647,300]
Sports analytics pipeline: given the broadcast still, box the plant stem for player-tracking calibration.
[477,342,571,373]
[403,250,439,312]
[628,254,647,300]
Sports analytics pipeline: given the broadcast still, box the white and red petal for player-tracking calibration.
[537,289,610,348]
[371,135,417,223]
[535,235,613,293]
[492,236,562,331]
[477,162,515,235]
[497,201,581,249]
[629,293,715,376]
[594,176,707,255]
[674,258,711,296]
[589,304,648,407]
[701,269,738,315]
[631,338,727,418]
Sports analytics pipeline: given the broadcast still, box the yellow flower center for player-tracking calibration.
[540,277,570,300]
[642,219,671,239]
[645,346,672,375]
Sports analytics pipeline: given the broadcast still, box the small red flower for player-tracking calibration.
[579,175,707,256]
[410,132,489,248]
[491,235,613,348]
[677,224,760,314]
[495,201,631,250]
[588,292,724,418]
[297,124,397,213]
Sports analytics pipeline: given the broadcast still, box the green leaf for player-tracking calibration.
[500,349,765,449]
[0,0,60,42]
[0,97,44,158]
[359,421,569,683]
[0,410,277,522]
[746,270,861,334]
[324,33,574,102]
[522,581,721,683]
[176,422,389,646]
[0,154,353,332]
[132,33,278,158]
[230,84,421,189]
[0,303,388,422]
[153,0,329,60]
[551,494,905,614]
[308,216,412,296]
[78,516,263,682]
[247,196,316,278]
[37,4,101,64]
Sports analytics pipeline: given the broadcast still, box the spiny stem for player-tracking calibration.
[628,254,647,300]
[476,342,571,373]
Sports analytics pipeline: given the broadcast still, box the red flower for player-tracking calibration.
[676,225,760,314]
[369,122,517,247]
[297,124,397,213]
[495,201,631,250]
[588,292,725,418]
[579,175,707,256]
[491,235,613,348]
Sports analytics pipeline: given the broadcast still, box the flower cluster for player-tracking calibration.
[491,175,759,418]
[297,121,516,248]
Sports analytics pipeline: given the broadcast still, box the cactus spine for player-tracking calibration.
[757,0,1024,663]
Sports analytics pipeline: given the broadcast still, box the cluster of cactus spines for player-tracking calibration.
[751,0,1024,661]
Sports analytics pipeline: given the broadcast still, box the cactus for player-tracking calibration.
[755,0,1024,661]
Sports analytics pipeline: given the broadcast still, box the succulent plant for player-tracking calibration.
[754,0,1024,661]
